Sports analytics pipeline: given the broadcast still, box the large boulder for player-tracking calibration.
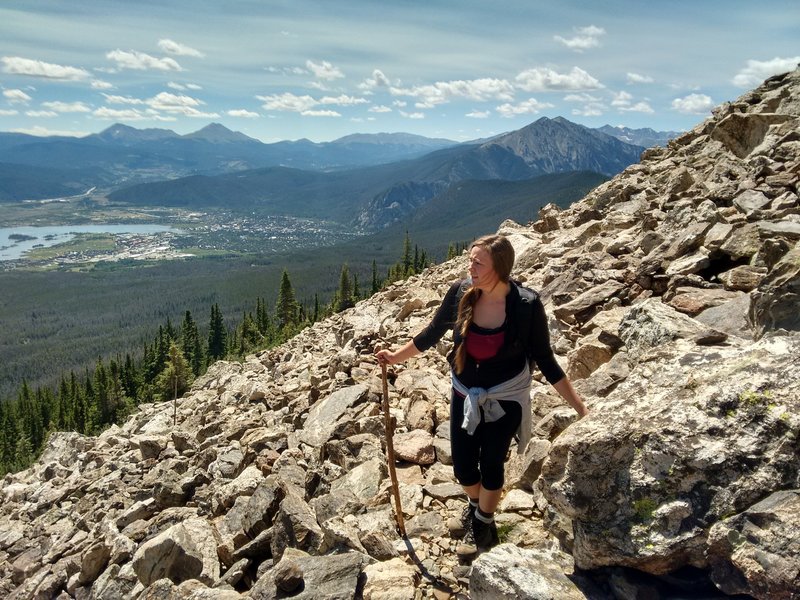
[540,334,800,574]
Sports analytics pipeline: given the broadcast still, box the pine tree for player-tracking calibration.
[180,310,203,376]
[352,272,360,301]
[207,303,227,361]
[155,342,192,402]
[336,263,353,312]
[275,269,298,329]
[371,260,380,295]
[402,231,412,275]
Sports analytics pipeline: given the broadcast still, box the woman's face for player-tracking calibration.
[468,245,499,289]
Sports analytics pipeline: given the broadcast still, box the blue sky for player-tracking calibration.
[1,0,798,142]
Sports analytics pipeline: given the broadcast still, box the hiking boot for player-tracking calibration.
[446,503,473,538]
[456,514,498,557]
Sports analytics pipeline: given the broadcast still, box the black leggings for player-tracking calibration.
[450,391,522,491]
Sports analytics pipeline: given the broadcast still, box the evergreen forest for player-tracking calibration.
[0,234,440,476]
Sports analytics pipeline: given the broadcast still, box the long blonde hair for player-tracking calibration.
[453,235,515,374]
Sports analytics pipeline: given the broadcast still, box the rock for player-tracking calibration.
[77,541,110,585]
[750,244,800,338]
[136,434,167,460]
[273,557,304,593]
[212,465,265,514]
[241,475,285,537]
[540,335,800,575]
[270,489,331,560]
[619,298,725,360]
[470,544,586,599]
[392,430,435,465]
[666,286,742,316]
[248,548,372,600]
[131,517,220,586]
[707,490,800,600]
[330,457,386,503]
[553,280,626,324]
[718,265,768,292]
[362,557,418,599]
[299,384,370,447]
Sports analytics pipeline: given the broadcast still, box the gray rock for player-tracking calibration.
[131,517,220,586]
[750,244,800,338]
[299,384,370,447]
[707,490,800,600]
[470,543,585,599]
[248,548,372,600]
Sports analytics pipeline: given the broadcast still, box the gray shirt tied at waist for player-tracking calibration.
[451,365,532,455]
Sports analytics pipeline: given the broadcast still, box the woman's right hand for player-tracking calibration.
[375,348,397,366]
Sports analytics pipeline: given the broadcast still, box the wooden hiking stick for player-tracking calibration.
[381,362,406,536]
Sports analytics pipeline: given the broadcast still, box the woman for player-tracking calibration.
[375,234,588,557]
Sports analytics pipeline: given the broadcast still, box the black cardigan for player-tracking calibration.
[412,280,566,390]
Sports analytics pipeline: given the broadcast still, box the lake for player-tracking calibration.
[0,224,178,261]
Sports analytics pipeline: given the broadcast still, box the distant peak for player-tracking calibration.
[183,123,259,143]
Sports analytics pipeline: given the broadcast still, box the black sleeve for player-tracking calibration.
[412,281,461,352]
[528,297,566,385]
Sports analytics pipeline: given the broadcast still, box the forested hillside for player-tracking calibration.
[0,234,432,475]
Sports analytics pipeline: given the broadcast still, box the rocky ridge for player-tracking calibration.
[1,67,799,599]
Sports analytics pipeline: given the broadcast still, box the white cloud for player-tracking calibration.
[158,39,205,58]
[496,98,554,117]
[732,56,800,87]
[91,79,114,90]
[400,111,425,119]
[141,91,218,118]
[564,92,601,102]
[611,91,633,107]
[620,101,654,113]
[627,72,654,84]
[306,59,344,81]
[147,91,202,110]
[515,67,602,92]
[301,109,341,117]
[611,90,654,113]
[106,49,182,72]
[319,94,369,106]
[359,69,392,91]
[392,100,407,108]
[168,81,203,91]
[368,105,392,113]
[554,25,606,52]
[466,110,490,118]
[41,100,91,113]
[11,125,89,137]
[391,78,515,109]
[4,89,32,104]
[227,109,259,118]
[1,56,90,80]
[102,94,144,105]
[258,92,318,112]
[94,107,148,120]
[25,110,58,117]
[0,109,19,116]
[572,105,604,117]
[671,93,714,114]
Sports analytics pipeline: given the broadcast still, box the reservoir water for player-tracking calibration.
[0,224,177,261]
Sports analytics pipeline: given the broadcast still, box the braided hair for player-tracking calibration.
[453,234,515,374]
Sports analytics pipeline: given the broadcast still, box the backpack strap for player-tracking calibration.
[514,284,539,365]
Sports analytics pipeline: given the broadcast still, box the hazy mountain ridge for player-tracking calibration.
[108,116,643,230]
[0,119,670,205]
[596,124,682,147]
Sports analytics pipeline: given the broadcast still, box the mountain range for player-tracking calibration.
[0,118,683,232]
